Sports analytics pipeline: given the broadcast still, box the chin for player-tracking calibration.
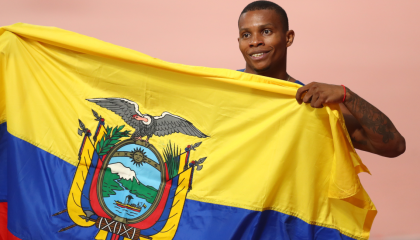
[247,60,271,73]
[252,65,271,73]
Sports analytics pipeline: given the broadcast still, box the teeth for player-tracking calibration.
[252,53,264,57]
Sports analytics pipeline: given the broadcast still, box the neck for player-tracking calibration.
[244,59,289,81]
[245,66,288,80]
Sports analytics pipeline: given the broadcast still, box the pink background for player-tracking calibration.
[1,0,419,239]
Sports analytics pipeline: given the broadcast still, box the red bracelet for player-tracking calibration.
[341,85,346,102]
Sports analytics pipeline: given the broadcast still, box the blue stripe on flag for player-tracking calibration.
[0,123,8,202]
[1,122,356,240]
[178,199,355,240]
[2,123,98,240]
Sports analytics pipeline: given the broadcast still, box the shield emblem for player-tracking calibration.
[97,140,166,224]
[60,109,208,239]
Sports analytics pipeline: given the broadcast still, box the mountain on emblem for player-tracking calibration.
[108,162,140,184]
[53,98,209,240]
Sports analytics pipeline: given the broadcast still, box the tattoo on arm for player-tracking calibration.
[345,89,396,144]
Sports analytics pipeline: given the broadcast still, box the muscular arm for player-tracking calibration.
[340,88,405,157]
[296,82,406,158]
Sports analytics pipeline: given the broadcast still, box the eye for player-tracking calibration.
[242,33,251,38]
[263,29,272,35]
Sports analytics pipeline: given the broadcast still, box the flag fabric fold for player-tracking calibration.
[0,23,376,240]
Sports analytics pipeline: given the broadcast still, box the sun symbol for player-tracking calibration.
[131,148,147,167]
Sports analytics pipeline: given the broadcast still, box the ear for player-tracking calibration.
[286,30,295,47]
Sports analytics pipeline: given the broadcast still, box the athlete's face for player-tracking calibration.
[238,10,293,73]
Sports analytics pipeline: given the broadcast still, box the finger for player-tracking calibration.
[310,92,320,108]
[296,85,310,104]
[302,87,315,103]
[295,82,315,104]
[313,95,325,108]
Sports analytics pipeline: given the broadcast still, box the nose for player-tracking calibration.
[249,34,264,48]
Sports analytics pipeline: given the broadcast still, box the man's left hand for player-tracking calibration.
[295,82,345,108]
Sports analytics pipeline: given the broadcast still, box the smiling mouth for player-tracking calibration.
[249,51,270,60]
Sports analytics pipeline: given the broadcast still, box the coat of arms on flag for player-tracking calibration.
[54,98,209,240]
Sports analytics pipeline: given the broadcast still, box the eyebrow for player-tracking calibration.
[239,23,275,32]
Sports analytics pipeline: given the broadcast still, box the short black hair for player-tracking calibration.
[239,1,289,32]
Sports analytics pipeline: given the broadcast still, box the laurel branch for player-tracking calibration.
[96,125,131,156]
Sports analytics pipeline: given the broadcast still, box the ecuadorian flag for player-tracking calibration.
[0,23,376,240]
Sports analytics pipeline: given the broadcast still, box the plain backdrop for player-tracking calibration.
[1,0,419,239]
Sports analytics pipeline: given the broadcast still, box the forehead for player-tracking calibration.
[238,9,283,30]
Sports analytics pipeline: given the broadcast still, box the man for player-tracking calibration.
[238,1,405,157]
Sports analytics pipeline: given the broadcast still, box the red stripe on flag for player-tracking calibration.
[0,202,21,240]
